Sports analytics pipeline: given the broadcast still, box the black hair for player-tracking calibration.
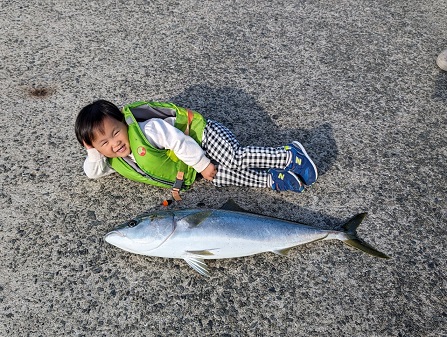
[75,100,124,147]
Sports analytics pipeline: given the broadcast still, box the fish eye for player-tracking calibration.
[127,220,138,228]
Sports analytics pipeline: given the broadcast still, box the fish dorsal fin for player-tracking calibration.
[219,199,248,213]
[273,247,294,256]
[182,211,213,228]
[183,256,210,277]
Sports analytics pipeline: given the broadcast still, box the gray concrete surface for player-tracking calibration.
[1,0,446,336]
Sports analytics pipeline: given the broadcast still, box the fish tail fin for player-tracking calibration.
[341,213,390,259]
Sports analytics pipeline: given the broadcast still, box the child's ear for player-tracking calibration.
[83,141,94,150]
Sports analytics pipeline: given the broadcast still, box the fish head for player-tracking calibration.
[104,211,175,254]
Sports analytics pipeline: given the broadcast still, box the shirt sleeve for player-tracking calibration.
[83,148,116,179]
[140,119,210,173]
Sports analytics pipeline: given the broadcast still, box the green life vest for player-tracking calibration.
[108,101,207,190]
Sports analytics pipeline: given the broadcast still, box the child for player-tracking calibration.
[75,100,318,200]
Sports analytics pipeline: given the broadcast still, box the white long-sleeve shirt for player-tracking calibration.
[83,118,210,179]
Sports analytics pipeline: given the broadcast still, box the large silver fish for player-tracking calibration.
[104,200,389,276]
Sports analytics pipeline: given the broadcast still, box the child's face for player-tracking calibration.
[91,116,131,158]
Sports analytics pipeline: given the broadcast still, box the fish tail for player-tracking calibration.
[341,213,390,259]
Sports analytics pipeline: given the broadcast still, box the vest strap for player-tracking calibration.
[171,110,195,201]
[184,109,194,136]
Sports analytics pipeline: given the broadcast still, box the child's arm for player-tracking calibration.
[141,119,211,174]
[83,147,115,179]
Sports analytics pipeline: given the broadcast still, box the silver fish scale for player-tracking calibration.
[155,209,334,259]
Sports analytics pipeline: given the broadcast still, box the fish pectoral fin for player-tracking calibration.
[182,211,213,228]
[272,247,294,256]
[183,256,210,277]
[186,250,215,256]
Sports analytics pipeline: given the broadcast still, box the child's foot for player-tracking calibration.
[284,141,318,186]
[269,168,305,193]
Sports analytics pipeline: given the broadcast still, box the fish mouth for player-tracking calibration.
[104,230,125,243]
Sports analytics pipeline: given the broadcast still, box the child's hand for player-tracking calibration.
[201,163,217,181]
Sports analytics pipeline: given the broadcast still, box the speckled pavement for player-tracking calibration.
[1,1,446,336]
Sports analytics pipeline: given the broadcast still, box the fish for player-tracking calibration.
[104,200,389,277]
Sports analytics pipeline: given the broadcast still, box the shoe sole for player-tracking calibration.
[291,141,318,185]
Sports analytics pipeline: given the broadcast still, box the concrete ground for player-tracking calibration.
[1,0,446,336]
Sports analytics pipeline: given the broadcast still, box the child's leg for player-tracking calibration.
[212,165,269,188]
[202,120,290,170]
[212,165,305,193]
[202,119,317,191]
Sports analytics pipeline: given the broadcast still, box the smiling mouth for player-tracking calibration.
[116,145,126,153]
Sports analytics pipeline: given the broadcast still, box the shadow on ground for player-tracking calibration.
[170,84,338,177]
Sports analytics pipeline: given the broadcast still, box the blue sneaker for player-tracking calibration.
[269,168,305,193]
[284,141,318,186]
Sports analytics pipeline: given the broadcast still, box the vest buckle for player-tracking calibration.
[172,172,185,201]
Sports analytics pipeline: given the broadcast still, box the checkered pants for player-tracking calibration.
[201,120,290,187]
